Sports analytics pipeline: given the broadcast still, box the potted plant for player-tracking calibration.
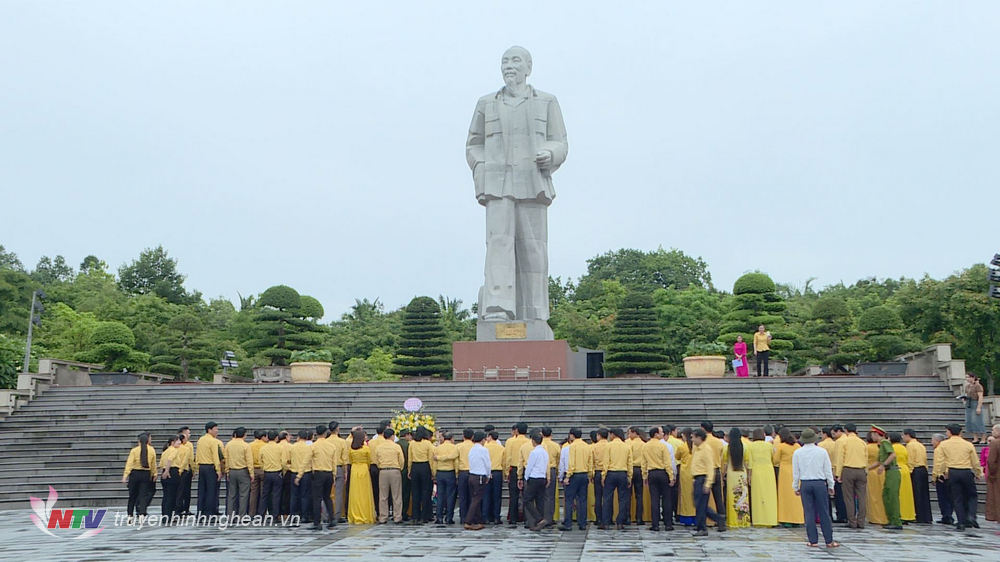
[289,350,333,383]
[682,341,730,378]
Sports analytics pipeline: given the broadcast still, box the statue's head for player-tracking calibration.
[501,46,532,89]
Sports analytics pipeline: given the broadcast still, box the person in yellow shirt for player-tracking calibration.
[484,430,505,524]
[933,424,983,531]
[591,428,610,526]
[160,435,184,518]
[177,426,195,516]
[690,429,726,536]
[540,427,561,525]
[826,425,848,523]
[600,428,633,530]
[375,428,406,524]
[836,423,869,529]
[627,426,646,525]
[260,430,287,517]
[122,432,156,521]
[753,324,771,376]
[328,421,348,523]
[456,428,476,524]
[224,426,254,517]
[902,428,933,523]
[434,431,459,524]
[700,421,725,520]
[503,422,529,525]
[249,430,267,517]
[407,426,436,524]
[641,426,675,531]
[558,428,592,531]
[288,428,314,525]
[277,431,293,516]
[310,425,338,530]
[195,422,223,516]
[818,426,844,523]
[368,419,391,519]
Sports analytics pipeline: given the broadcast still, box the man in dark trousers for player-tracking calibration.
[398,428,412,521]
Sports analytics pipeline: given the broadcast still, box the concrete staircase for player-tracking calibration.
[0,376,974,510]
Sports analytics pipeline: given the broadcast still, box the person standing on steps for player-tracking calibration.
[963,373,986,444]
[753,324,772,377]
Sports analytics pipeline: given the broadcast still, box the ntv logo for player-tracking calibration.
[29,486,105,539]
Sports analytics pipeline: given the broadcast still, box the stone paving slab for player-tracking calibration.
[3,507,999,561]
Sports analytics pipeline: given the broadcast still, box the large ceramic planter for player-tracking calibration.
[289,362,332,383]
[683,356,726,378]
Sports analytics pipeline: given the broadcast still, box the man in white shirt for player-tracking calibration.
[465,431,491,530]
[521,432,550,531]
[792,429,838,548]
[558,437,571,518]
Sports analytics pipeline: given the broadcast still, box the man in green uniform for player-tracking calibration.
[872,425,902,530]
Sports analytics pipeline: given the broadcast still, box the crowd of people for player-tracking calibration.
[122,417,998,547]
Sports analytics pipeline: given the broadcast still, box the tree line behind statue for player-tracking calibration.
[0,244,997,392]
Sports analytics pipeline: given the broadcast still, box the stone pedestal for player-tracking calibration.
[453,340,571,380]
[476,319,554,342]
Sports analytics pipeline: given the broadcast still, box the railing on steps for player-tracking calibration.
[452,367,563,381]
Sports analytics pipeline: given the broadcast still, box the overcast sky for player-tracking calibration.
[2,2,997,320]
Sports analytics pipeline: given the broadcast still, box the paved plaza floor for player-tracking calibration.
[3,507,1000,562]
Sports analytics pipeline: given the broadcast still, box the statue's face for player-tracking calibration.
[501,48,530,88]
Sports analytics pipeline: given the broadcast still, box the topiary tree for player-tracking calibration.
[603,292,669,375]
[251,285,327,366]
[148,313,217,380]
[717,272,798,358]
[857,305,909,361]
[83,321,150,371]
[392,296,451,377]
[802,296,863,371]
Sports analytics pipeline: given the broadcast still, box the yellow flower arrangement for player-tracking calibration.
[390,405,436,434]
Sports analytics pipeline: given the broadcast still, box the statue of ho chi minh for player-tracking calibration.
[465,46,568,341]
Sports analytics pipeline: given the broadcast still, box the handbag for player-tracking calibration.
[732,358,743,369]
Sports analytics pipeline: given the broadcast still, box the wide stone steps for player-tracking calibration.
[0,376,975,510]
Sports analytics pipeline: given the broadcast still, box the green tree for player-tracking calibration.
[118,246,197,304]
[31,255,74,285]
[0,245,25,272]
[34,302,100,361]
[717,273,799,363]
[857,305,910,361]
[574,247,712,301]
[800,296,863,371]
[250,285,325,366]
[392,296,451,377]
[81,321,149,371]
[653,286,726,376]
[149,313,217,380]
[0,268,32,334]
[603,292,669,375]
[0,334,24,388]
[437,295,475,343]
[947,264,1000,393]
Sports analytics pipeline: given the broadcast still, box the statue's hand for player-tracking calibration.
[535,150,552,169]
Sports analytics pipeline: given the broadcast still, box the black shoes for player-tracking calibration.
[649,526,660,531]
[692,529,708,537]
[327,522,337,529]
